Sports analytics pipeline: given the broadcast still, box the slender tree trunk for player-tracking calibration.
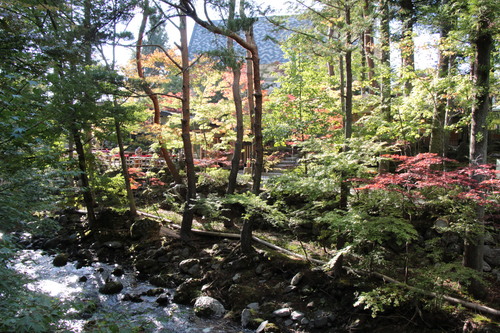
[339,6,353,211]
[240,217,253,254]
[399,0,415,95]
[226,0,244,196]
[226,66,243,196]
[363,0,377,93]
[178,0,264,249]
[179,14,197,241]
[464,12,492,278]
[380,0,392,121]
[72,127,97,227]
[115,119,137,216]
[339,55,346,118]
[248,33,264,195]
[137,3,182,184]
[429,24,451,156]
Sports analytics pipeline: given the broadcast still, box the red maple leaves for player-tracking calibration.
[352,153,500,206]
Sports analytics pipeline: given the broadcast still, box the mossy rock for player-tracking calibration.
[53,253,69,267]
[173,278,202,305]
[99,281,123,295]
[227,284,266,311]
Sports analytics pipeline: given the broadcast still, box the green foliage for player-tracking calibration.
[354,284,413,318]
[224,192,287,228]
[197,168,230,190]
[191,194,228,225]
[92,171,128,208]
[318,205,419,268]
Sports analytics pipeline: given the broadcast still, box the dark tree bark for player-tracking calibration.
[72,127,97,227]
[179,13,197,241]
[169,0,264,194]
[136,2,183,185]
[399,0,415,95]
[115,118,137,216]
[429,21,452,157]
[363,0,378,93]
[226,0,244,197]
[339,5,353,212]
[464,10,493,276]
[380,0,392,121]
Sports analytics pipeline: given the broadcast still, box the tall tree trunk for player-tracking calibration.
[226,0,244,196]
[72,127,97,227]
[464,11,493,277]
[137,2,182,185]
[380,0,392,121]
[179,13,197,241]
[399,0,415,95]
[115,118,137,216]
[429,23,451,156]
[226,36,244,193]
[178,0,264,250]
[248,31,264,195]
[363,0,377,93]
[339,6,353,211]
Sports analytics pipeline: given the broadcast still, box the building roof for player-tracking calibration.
[189,17,298,64]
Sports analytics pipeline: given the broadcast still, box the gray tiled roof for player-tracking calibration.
[189,17,299,64]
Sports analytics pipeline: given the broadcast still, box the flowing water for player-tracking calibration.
[11,249,247,333]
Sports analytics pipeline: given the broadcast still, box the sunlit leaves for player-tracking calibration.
[353,153,500,206]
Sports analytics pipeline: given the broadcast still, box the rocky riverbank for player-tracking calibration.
[18,208,500,332]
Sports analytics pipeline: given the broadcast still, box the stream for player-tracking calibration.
[11,249,247,333]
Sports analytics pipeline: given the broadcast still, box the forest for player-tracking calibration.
[0,0,499,332]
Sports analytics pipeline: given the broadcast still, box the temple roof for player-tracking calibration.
[189,17,299,64]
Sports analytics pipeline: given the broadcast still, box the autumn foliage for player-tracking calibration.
[352,153,500,206]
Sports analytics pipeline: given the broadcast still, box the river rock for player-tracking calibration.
[484,261,492,272]
[53,253,68,267]
[112,266,124,276]
[135,258,158,274]
[484,246,500,267]
[193,296,225,318]
[173,278,202,305]
[233,273,242,283]
[291,272,303,286]
[241,308,251,327]
[256,321,280,333]
[247,302,260,310]
[314,316,328,328]
[130,218,160,240]
[99,280,123,294]
[123,293,143,303]
[291,310,305,321]
[156,294,170,306]
[43,237,62,250]
[179,258,201,276]
[273,308,291,318]
[256,320,268,333]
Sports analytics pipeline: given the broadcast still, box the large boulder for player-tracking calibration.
[179,258,201,276]
[53,253,69,267]
[484,246,500,267]
[130,219,160,240]
[173,278,202,305]
[99,280,123,295]
[193,296,225,318]
[135,258,159,274]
